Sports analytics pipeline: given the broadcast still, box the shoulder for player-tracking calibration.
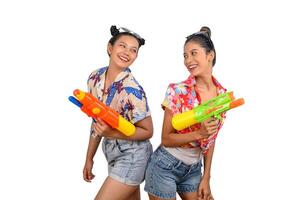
[166,79,191,97]
[87,67,107,87]
[88,67,107,80]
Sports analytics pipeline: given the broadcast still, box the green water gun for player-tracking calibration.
[172,91,245,131]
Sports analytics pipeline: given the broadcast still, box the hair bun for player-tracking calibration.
[200,26,211,38]
[110,25,120,36]
[140,38,145,46]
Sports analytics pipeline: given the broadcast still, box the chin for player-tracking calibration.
[188,70,199,77]
[116,62,130,69]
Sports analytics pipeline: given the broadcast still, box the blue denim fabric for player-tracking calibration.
[144,146,202,199]
[102,138,153,186]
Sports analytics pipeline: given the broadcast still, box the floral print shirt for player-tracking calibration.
[88,67,150,134]
[162,75,227,154]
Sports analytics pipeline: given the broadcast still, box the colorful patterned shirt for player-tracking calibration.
[88,67,151,134]
[162,75,227,154]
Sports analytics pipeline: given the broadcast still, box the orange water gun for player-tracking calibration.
[69,89,136,136]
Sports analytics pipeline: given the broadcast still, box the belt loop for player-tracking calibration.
[175,160,182,169]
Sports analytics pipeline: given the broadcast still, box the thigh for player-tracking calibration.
[95,177,139,200]
[178,192,198,200]
[128,187,140,200]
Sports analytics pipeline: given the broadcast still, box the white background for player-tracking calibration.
[0,0,300,199]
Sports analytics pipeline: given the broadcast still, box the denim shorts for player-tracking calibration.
[102,138,153,186]
[144,146,202,199]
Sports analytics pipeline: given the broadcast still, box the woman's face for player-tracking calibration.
[183,41,213,76]
[108,35,139,69]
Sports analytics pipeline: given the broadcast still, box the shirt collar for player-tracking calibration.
[100,66,131,83]
[182,75,226,94]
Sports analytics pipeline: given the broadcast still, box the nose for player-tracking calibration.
[123,47,130,55]
[185,55,192,66]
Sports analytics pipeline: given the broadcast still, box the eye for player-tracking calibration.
[191,51,197,56]
[183,54,188,59]
[131,49,137,53]
[120,44,126,48]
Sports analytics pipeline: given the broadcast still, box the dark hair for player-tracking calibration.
[108,25,145,48]
[185,26,216,66]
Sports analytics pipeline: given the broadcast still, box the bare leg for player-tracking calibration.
[128,187,140,200]
[179,192,198,200]
[95,176,139,200]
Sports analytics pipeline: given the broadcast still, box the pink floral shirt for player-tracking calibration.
[162,75,227,154]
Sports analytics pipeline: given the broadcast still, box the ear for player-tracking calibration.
[107,43,113,56]
[208,51,215,63]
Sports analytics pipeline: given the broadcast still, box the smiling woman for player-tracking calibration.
[82,25,153,200]
[144,26,224,200]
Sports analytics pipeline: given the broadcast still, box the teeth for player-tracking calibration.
[189,65,197,69]
[119,56,129,62]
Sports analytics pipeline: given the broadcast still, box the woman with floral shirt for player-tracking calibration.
[83,25,153,200]
[145,27,225,200]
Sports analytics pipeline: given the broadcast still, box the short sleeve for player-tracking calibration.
[121,86,151,124]
[161,84,179,114]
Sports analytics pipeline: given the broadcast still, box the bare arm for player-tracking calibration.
[83,133,102,182]
[198,143,215,200]
[85,135,102,161]
[203,143,215,180]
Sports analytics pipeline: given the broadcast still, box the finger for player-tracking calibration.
[205,126,215,134]
[204,117,216,124]
[207,122,219,130]
[96,117,105,125]
[92,123,99,130]
[204,193,210,200]
[207,195,214,200]
[87,170,94,182]
[88,172,95,180]
[208,119,219,126]
[83,170,90,182]
[209,129,218,135]
[208,117,217,123]
[209,127,218,133]
[198,190,204,200]
[93,124,103,134]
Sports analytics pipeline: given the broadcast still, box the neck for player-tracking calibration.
[195,74,214,91]
[106,64,123,83]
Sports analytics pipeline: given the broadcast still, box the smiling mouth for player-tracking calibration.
[188,64,198,69]
[118,55,130,62]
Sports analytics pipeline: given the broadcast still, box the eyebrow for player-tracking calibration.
[119,41,138,50]
[184,49,199,54]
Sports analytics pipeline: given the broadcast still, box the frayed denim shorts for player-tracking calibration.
[102,138,152,186]
[144,146,202,199]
